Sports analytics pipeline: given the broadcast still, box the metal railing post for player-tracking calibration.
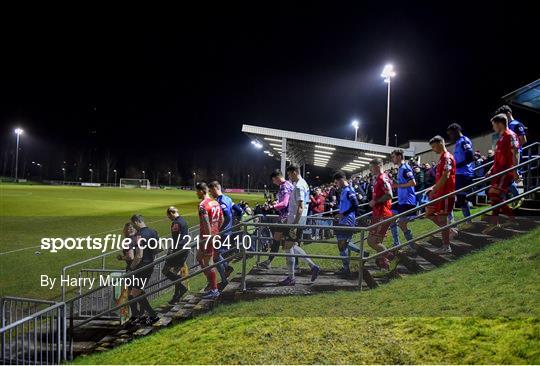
[358,230,365,290]
[256,223,261,264]
[61,267,66,301]
[69,301,74,361]
[241,224,248,292]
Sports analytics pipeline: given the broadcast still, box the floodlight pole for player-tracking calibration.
[247,174,250,193]
[14,128,23,182]
[385,77,391,146]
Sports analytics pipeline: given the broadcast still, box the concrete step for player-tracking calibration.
[481,226,529,240]
[397,251,437,273]
[426,235,475,256]
[514,207,540,217]
[456,230,496,248]
[521,199,540,210]
[72,341,98,355]
[416,242,456,266]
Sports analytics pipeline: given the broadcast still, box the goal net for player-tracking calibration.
[119,178,151,190]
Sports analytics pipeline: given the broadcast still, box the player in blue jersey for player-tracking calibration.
[209,181,235,290]
[495,105,527,201]
[389,150,417,251]
[333,171,364,277]
[447,123,475,219]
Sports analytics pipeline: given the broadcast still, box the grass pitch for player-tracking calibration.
[0,183,263,299]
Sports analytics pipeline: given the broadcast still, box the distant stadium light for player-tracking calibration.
[251,140,263,149]
[351,119,359,141]
[381,64,396,80]
[314,145,336,151]
[364,152,386,158]
[14,128,24,135]
[268,143,282,147]
[264,137,282,142]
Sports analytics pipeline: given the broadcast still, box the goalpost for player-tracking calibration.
[119,178,151,190]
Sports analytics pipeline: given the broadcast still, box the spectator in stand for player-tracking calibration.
[474,151,485,178]
[423,162,436,187]
[486,149,495,165]
[325,185,338,212]
[309,187,326,240]
[414,166,425,191]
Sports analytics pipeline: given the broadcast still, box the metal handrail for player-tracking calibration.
[244,156,538,234]
[1,296,57,305]
[364,186,539,263]
[69,250,242,330]
[0,302,66,333]
[61,214,261,300]
[362,156,539,231]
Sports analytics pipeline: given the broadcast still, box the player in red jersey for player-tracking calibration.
[368,158,399,272]
[485,113,520,229]
[425,135,456,254]
[196,182,224,299]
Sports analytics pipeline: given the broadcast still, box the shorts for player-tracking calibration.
[282,215,306,242]
[392,203,417,217]
[164,250,188,269]
[490,173,514,195]
[426,195,455,216]
[270,217,289,234]
[335,216,355,241]
[130,266,154,290]
[198,239,215,257]
[368,216,392,239]
[456,175,473,191]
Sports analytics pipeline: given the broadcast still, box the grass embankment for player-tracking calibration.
[75,227,540,364]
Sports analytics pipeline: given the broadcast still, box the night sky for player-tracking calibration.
[1,3,538,186]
